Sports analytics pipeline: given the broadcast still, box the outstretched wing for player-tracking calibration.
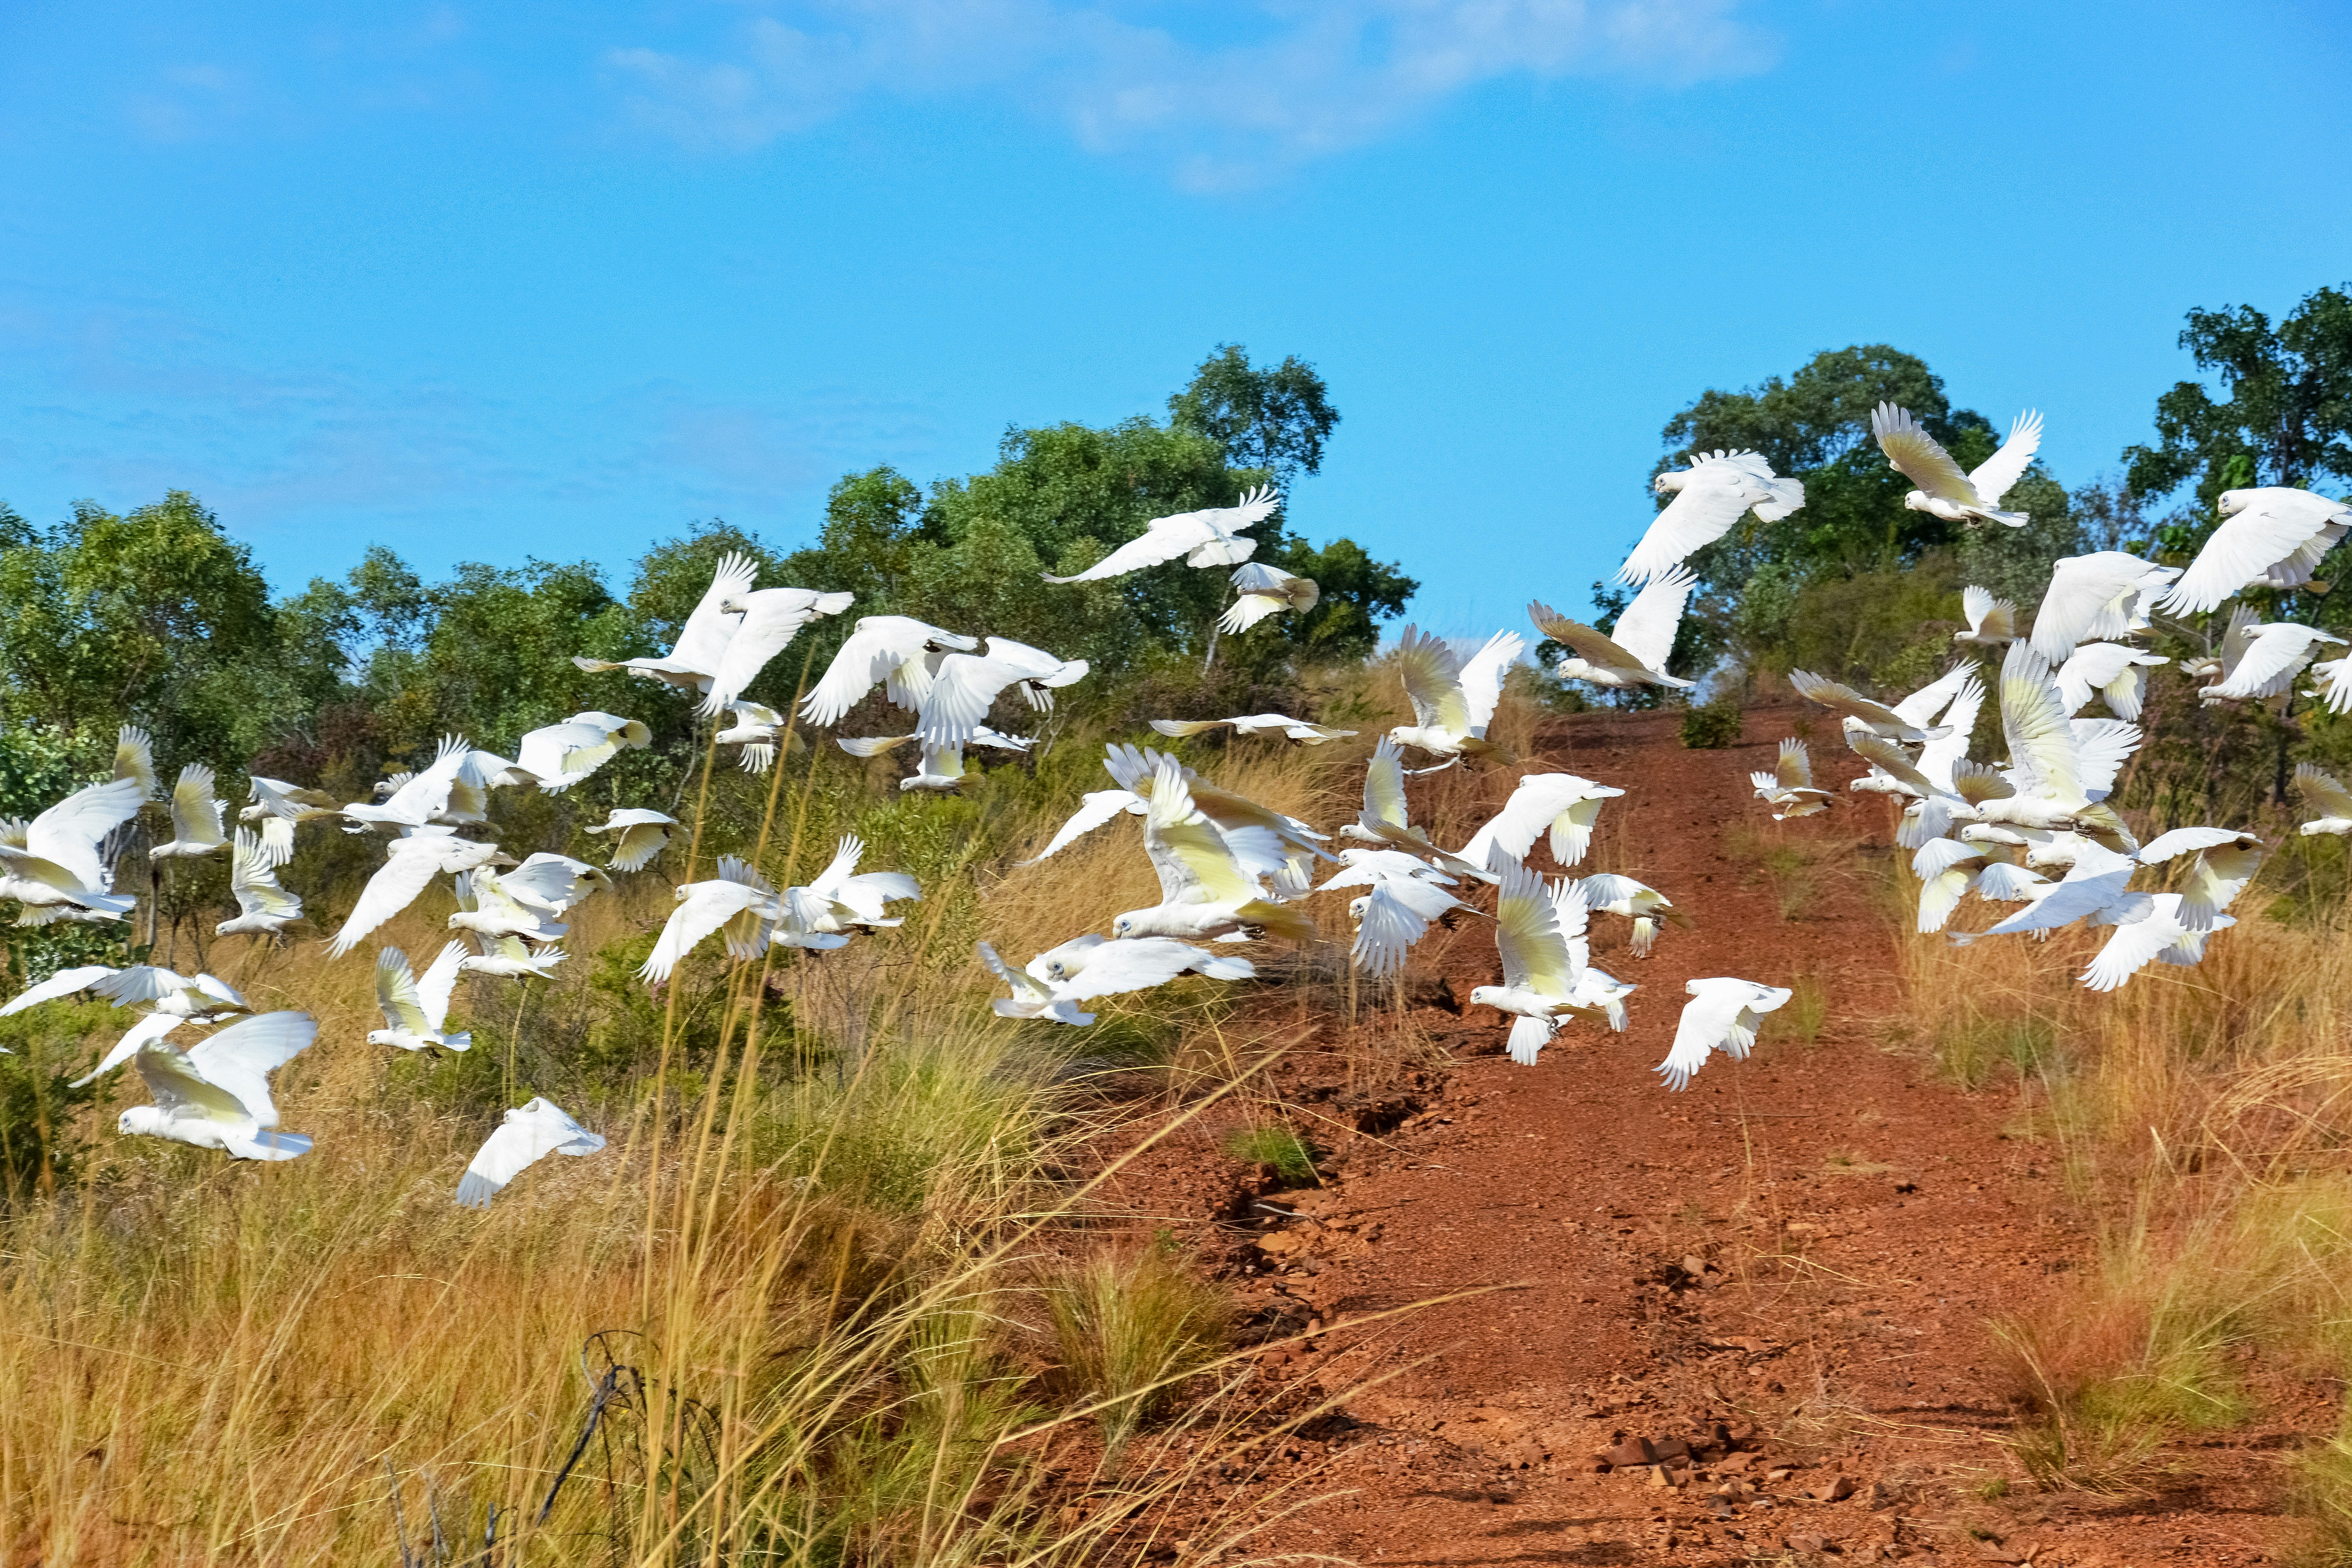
[1360,736,1410,831]
[375,947,431,1035]
[1454,630,1524,737]
[668,550,758,676]
[456,1098,605,1207]
[1607,568,1693,676]
[1872,402,1978,504]
[329,842,455,957]
[185,1010,318,1129]
[1491,855,1577,997]
[0,964,118,1018]
[168,765,228,850]
[1018,790,1143,866]
[1999,642,2084,803]
[1620,466,1766,586]
[1141,759,1259,906]
[1968,409,2044,506]
[1041,514,1218,584]
[2298,763,2352,820]
[114,725,158,799]
[1527,601,1649,677]
[1390,628,1470,734]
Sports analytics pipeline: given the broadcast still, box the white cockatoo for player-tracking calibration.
[2030,553,2182,660]
[1955,585,2019,648]
[694,585,858,718]
[1102,744,1327,896]
[783,835,920,937]
[1041,486,1279,583]
[1967,642,2139,839]
[585,808,676,872]
[456,1098,605,1207]
[1339,736,1491,880]
[0,775,144,924]
[327,834,509,957]
[371,943,471,1051]
[1111,756,1312,943]
[2135,827,2263,931]
[116,1010,319,1160]
[1656,979,1793,1091]
[1619,450,1805,586]
[639,857,782,983]
[1789,670,1952,744]
[1386,626,1525,761]
[217,827,304,937]
[149,764,229,859]
[799,615,980,728]
[2,962,244,1021]
[499,853,613,918]
[1220,563,1319,633]
[1529,569,1695,690]
[714,702,807,774]
[337,736,475,831]
[1344,876,1479,979]
[1457,772,1626,868]
[2081,894,2235,992]
[2307,655,2352,714]
[977,936,1253,1025]
[573,550,757,692]
[2195,612,2347,705]
[1149,713,1357,744]
[2054,643,2170,721]
[458,929,569,980]
[449,867,568,944]
[1910,836,2049,933]
[2295,764,2352,837]
[512,713,651,793]
[241,776,335,862]
[915,638,1089,749]
[1577,872,1684,958]
[2159,487,2352,614]
[1961,840,2148,940]
[1467,855,1600,1065]
[1750,739,1832,820]
[1871,404,2043,527]
[839,728,1029,792]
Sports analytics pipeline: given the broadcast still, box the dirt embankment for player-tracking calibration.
[1110,704,2296,1568]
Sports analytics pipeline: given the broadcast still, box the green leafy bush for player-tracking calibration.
[1680,698,1743,749]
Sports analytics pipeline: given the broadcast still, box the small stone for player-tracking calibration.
[1785,1534,1828,1555]
[1975,1543,2031,1564]
[1600,1437,1658,1469]
[1767,1466,1796,1483]
[1651,1435,1693,1463]
[1827,1475,1858,1502]
[1718,1451,1757,1472]
[1681,1254,1708,1278]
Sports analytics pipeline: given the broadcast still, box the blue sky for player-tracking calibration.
[3,0,2348,635]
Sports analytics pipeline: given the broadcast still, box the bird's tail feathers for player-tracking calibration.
[441,1031,473,1052]
[1233,900,1316,943]
[1506,1014,1554,1067]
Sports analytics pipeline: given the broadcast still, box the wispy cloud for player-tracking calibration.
[605,0,1777,188]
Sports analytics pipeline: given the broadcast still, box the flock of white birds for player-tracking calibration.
[4,408,2348,1198]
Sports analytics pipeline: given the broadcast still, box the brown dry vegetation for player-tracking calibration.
[0,679,1399,1567]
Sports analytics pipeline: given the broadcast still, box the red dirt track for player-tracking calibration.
[1115,704,2298,1567]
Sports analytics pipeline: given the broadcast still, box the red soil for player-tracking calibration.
[1107,703,2309,1567]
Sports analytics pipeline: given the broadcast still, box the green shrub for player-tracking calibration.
[1680,698,1743,749]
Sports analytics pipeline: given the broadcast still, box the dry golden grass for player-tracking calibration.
[1895,852,2352,1524]
[0,715,1380,1567]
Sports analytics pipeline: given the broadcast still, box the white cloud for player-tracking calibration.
[606,0,1777,186]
